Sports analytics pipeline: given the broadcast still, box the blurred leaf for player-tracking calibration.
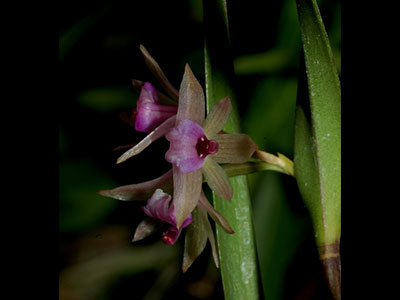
[77,87,137,112]
[204,0,260,299]
[59,160,118,233]
[59,243,178,300]
[243,75,309,299]
[294,0,341,298]
[275,0,301,50]
[234,0,301,75]
[188,0,203,24]
[234,50,295,75]
[251,172,309,300]
[59,3,113,60]
[243,77,298,156]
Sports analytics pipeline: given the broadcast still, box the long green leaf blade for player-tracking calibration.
[203,0,260,299]
[294,0,341,298]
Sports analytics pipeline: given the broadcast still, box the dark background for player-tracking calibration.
[59,0,341,299]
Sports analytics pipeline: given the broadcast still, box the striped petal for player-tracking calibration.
[198,204,219,269]
[203,97,232,138]
[98,169,173,201]
[202,157,233,201]
[172,165,203,229]
[134,82,177,132]
[210,133,258,164]
[116,115,176,164]
[176,64,205,126]
[182,207,208,272]
[132,218,162,242]
[139,45,179,100]
[132,79,177,105]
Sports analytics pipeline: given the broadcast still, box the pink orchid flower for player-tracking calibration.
[164,65,257,228]
[99,45,256,270]
[135,189,193,245]
[114,63,256,228]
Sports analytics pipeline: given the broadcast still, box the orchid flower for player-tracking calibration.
[99,169,234,269]
[98,173,234,244]
[115,46,180,163]
[99,45,258,270]
[165,65,257,228]
[132,189,193,245]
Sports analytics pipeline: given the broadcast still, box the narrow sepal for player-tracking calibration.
[198,203,219,268]
[211,133,257,164]
[116,115,176,164]
[139,45,179,100]
[98,169,173,201]
[132,218,162,242]
[182,207,208,272]
[176,64,205,126]
[203,97,232,138]
[198,192,234,234]
[172,166,203,229]
[202,157,233,201]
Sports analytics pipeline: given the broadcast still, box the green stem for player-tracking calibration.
[204,1,260,299]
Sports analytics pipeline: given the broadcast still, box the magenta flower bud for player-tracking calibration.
[141,189,193,245]
[134,82,178,133]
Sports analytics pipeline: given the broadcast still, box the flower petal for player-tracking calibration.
[203,97,232,138]
[142,189,174,224]
[132,79,177,105]
[98,169,173,201]
[198,204,219,269]
[176,64,205,126]
[202,157,233,201]
[116,115,176,164]
[172,165,203,229]
[139,45,179,100]
[136,82,159,106]
[165,119,205,173]
[198,192,234,234]
[182,207,208,272]
[210,133,258,164]
[132,217,162,242]
[135,102,178,133]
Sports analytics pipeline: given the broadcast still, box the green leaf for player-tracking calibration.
[295,0,341,250]
[59,160,118,233]
[59,3,112,60]
[203,0,260,299]
[294,0,341,298]
[251,172,309,300]
[77,87,137,112]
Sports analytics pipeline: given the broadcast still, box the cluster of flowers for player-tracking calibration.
[99,46,257,271]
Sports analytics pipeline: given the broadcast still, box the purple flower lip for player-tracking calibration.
[165,119,219,174]
[196,136,218,158]
[162,227,179,245]
[165,119,206,174]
